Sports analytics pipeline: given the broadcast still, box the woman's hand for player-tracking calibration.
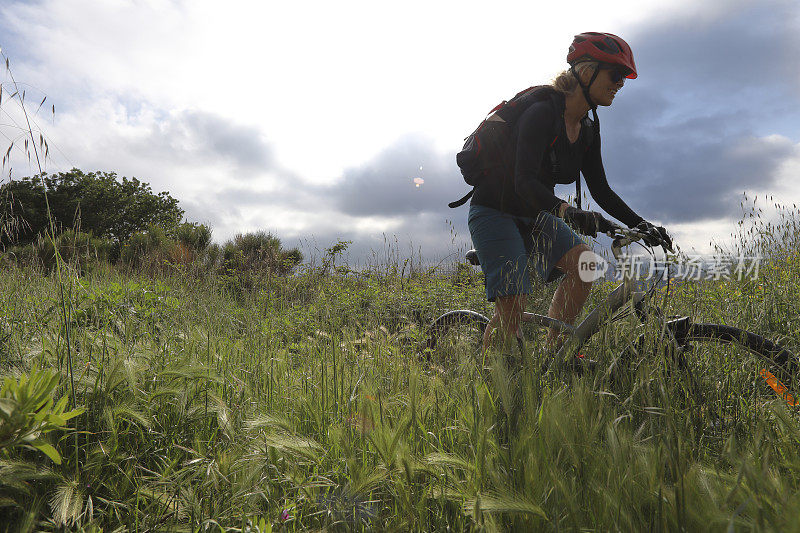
[562,206,614,238]
[633,221,673,251]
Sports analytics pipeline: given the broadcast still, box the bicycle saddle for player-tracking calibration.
[465,249,480,266]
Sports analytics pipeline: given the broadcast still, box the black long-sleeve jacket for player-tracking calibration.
[471,92,643,228]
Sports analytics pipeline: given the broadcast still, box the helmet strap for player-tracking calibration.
[570,64,600,111]
[570,64,601,135]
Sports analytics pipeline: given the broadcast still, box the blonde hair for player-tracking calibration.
[551,62,600,95]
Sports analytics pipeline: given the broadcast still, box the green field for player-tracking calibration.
[3,227,800,531]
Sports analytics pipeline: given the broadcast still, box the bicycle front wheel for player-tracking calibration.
[677,321,798,406]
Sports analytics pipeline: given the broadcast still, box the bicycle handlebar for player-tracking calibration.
[604,225,674,260]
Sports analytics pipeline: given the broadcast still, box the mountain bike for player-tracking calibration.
[424,226,799,406]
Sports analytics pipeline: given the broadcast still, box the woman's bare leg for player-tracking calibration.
[482,313,500,352]
[546,243,593,351]
[483,294,527,353]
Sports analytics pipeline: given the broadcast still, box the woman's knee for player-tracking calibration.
[557,243,592,277]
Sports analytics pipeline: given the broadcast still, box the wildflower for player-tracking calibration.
[280,509,290,522]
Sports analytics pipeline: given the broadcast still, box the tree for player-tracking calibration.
[0,169,184,247]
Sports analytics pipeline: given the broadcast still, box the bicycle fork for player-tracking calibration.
[548,279,691,379]
[550,279,637,373]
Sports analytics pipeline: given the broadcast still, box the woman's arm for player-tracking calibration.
[581,136,643,227]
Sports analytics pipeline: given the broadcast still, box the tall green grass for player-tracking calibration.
[3,49,800,529]
[2,204,800,531]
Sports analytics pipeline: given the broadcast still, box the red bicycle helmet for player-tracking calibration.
[567,32,637,79]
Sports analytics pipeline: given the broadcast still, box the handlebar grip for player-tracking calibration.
[599,217,622,235]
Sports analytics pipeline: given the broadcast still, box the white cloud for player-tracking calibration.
[2,0,704,181]
[1,0,798,264]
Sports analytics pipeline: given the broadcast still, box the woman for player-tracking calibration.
[468,32,671,360]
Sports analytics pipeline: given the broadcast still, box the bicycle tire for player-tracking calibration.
[681,322,797,398]
[424,310,489,357]
[679,323,792,363]
[624,319,794,368]
[628,319,799,405]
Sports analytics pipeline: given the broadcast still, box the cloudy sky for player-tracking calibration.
[0,0,798,265]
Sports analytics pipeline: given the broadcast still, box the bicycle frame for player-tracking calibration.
[515,227,680,371]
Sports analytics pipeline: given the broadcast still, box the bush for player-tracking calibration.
[120,225,173,272]
[121,224,215,274]
[201,242,223,272]
[3,244,38,270]
[171,221,212,252]
[220,231,303,289]
[32,230,113,273]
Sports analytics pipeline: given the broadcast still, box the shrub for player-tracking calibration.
[166,241,197,269]
[220,231,303,289]
[32,230,113,273]
[2,245,38,270]
[198,242,223,273]
[120,225,173,272]
[171,221,212,252]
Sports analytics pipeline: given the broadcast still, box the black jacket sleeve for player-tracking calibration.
[582,134,643,228]
[513,103,565,215]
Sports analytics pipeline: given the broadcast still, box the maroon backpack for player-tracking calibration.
[450,85,593,209]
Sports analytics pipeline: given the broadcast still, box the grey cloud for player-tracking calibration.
[215,188,280,208]
[600,133,795,222]
[329,135,462,217]
[181,111,272,171]
[191,138,475,264]
[181,198,229,230]
[134,109,273,175]
[213,171,323,210]
[598,96,798,222]
[587,0,800,224]
[632,0,799,97]
[193,134,464,249]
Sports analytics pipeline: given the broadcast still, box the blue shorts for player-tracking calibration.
[468,204,584,302]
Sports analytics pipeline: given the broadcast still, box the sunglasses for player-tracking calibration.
[604,67,629,84]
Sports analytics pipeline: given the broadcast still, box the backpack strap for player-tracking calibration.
[576,109,600,209]
[448,190,474,209]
